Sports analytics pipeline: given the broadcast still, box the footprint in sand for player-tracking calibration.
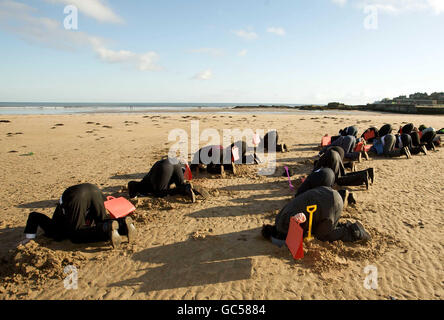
[8,150,18,153]
[102,125,112,129]
[86,122,95,124]
[0,120,11,123]
[55,124,64,127]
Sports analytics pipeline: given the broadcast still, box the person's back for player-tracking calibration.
[379,124,393,137]
[296,168,335,196]
[55,183,107,232]
[275,186,342,238]
[142,159,180,193]
[400,123,414,134]
[361,126,379,143]
[343,126,358,138]
[315,148,345,179]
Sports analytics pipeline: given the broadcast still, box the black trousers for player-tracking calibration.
[410,131,421,147]
[262,131,278,152]
[336,170,368,187]
[421,131,436,149]
[317,221,355,242]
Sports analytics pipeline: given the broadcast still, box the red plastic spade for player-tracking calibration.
[286,216,304,259]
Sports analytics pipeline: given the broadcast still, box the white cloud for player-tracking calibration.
[238,49,248,56]
[266,27,286,36]
[45,0,123,24]
[0,0,160,71]
[232,29,259,40]
[188,48,224,57]
[93,46,160,71]
[192,69,213,80]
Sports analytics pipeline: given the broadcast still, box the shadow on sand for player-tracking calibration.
[109,227,291,292]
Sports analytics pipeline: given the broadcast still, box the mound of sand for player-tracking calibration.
[0,241,86,289]
[299,228,401,276]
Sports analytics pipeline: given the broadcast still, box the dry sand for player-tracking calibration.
[0,111,443,300]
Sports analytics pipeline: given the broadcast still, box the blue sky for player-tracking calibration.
[0,0,443,104]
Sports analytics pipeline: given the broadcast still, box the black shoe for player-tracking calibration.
[403,147,411,159]
[348,192,357,205]
[351,221,371,242]
[283,144,288,152]
[128,181,139,199]
[363,172,369,190]
[184,183,196,203]
[430,143,436,151]
[124,217,137,244]
[110,221,121,249]
[261,224,274,240]
[367,168,374,184]
[253,153,261,164]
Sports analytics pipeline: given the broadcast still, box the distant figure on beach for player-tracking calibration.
[420,127,437,151]
[378,124,393,138]
[361,126,379,143]
[331,125,359,142]
[259,130,288,153]
[395,132,427,156]
[314,147,374,189]
[320,135,369,162]
[371,134,412,158]
[22,183,136,249]
[261,186,370,243]
[189,145,236,175]
[128,158,196,202]
[189,141,258,175]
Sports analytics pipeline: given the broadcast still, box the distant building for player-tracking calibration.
[374,92,444,106]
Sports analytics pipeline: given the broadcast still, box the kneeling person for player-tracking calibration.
[23,183,136,248]
[262,186,370,243]
[128,158,195,202]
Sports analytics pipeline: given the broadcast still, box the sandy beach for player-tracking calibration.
[0,111,443,300]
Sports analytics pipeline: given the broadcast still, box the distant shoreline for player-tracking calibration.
[233,104,444,115]
[1,103,443,115]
